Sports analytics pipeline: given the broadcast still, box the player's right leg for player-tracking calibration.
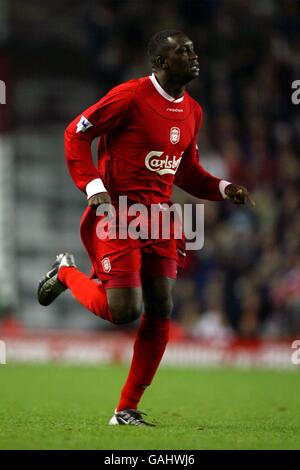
[37,252,75,306]
[37,252,143,324]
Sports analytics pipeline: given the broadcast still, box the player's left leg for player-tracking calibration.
[109,254,176,426]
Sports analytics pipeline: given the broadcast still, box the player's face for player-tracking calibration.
[163,35,199,83]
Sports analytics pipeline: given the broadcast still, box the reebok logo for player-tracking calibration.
[166,108,183,112]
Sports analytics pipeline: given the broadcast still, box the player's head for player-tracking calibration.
[147,30,199,83]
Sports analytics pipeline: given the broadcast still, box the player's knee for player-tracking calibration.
[110,302,142,324]
[107,288,143,324]
[145,296,173,318]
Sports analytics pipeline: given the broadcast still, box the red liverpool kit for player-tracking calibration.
[64,75,226,286]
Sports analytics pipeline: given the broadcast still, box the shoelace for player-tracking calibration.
[126,410,145,423]
[121,409,154,426]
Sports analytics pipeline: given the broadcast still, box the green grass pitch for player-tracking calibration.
[0,364,300,450]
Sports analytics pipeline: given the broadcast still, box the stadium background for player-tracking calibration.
[0,0,300,360]
[1,0,300,451]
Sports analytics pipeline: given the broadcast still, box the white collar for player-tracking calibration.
[149,73,184,103]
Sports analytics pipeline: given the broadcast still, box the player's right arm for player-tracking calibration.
[64,85,135,205]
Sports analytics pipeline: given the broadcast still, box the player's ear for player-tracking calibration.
[156,55,168,70]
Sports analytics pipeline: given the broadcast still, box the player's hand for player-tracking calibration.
[88,192,114,218]
[88,191,111,209]
[224,184,255,207]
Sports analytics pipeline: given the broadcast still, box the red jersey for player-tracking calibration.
[64,75,224,205]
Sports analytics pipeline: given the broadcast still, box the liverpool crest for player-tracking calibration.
[170,127,180,144]
[102,257,111,273]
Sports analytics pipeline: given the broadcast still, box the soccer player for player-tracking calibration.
[38,30,254,426]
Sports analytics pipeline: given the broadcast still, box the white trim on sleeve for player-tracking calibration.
[219,180,231,199]
[86,178,107,199]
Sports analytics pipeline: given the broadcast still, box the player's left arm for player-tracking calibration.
[174,107,255,206]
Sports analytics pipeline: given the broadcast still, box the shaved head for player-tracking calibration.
[147,30,199,90]
[147,30,184,66]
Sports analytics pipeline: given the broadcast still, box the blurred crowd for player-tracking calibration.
[3,0,300,338]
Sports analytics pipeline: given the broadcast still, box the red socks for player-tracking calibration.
[117,314,170,411]
[58,267,113,322]
[58,267,170,411]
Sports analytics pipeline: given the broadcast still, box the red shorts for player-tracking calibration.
[80,205,186,288]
